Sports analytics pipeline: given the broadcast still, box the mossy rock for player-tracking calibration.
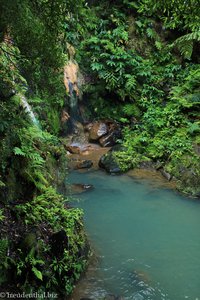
[98,145,126,174]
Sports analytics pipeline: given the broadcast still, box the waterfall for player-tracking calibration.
[63,57,86,143]
[68,85,81,123]
[20,94,39,126]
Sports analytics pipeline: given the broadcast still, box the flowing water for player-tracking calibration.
[69,170,200,300]
[20,94,39,126]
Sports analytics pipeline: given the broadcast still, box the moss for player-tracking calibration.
[165,155,200,197]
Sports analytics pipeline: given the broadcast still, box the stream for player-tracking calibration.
[69,169,200,300]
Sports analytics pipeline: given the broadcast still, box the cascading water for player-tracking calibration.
[20,94,39,126]
[63,58,88,146]
[67,85,88,146]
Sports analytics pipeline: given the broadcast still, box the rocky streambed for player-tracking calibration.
[64,119,178,188]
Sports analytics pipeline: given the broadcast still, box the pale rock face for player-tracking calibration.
[64,61,79,96]
[88,122,108,141]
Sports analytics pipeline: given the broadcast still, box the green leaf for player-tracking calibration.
[13,147,26,156]
[32,267,43,281]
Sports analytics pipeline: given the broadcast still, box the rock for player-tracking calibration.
[99,133,115,147]
[99,130,120,147]
[99,122,121,147]
[65,145,80,154]
[194,143,200,155]
[88,122,108,141]
[84,123,93,132]
[99,146,124,174]
[76,160,93,169]
[178,167,200,196]
[138,160,154,169]
[160,169,172,181]
[71,183,94,194]
[50,229,68,257]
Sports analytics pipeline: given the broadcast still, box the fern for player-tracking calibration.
[187,122,200,135]
[0,180,5,188]
[125,75,137,92]
[13,147,26,156]
[146,27,155,39]
[123,103,141,117]
[0,209,5,222]
[174,31,200,59]
[100,71,118,88]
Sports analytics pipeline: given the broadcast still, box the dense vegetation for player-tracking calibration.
[0,0,88,296]
[75,0,200,196]
[0,0,200,297]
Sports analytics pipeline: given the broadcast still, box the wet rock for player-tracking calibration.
[138,160,154,169]
[71,183,94,194]
[99,122,121,147]
[155,161,163,170]
[65,145,80,154]
[84,123,93,132]
[99,130,120,147]
[194,143,200,155]
[160,169,172,181]
[178,167,200,196]
[99,146,124,174]
[99,133,115,147]
[88,122,108,141]
[76,160,93,169]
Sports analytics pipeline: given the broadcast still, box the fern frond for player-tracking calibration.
[125,75,137,92]
[174,31,200,59]
[123,103,141,117]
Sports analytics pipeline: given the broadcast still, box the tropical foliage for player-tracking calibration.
[0,0,200,297]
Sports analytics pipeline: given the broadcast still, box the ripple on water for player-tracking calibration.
[69,170,200,300]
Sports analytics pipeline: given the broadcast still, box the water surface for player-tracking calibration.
[69,170,200,300]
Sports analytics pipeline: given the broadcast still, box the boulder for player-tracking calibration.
[138,160,155,169]
[178,168,200,197]
[85,120,121,146]
[99,145,124,174]
[71,183,94,194]
[84,122,93,132]
[160,169,172,181]
[65,145,80,154]
[76,160,93,169]
[194,143,200,155]
[99,129,121,147]
[88,122,108,141]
